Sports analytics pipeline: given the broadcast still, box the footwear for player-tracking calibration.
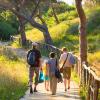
[30,86,33,94]
[34,88,38,92]
[68,86,70,89]
[65,88,67,91]
[52,93,56,95]
[46,89,49,91]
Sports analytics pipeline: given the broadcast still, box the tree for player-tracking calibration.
[0,0,53,45]
[75,0,87,64]
[50,1,59,24]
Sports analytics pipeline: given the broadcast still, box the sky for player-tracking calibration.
[58,0,74,5]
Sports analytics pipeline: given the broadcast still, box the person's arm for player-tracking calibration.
[38,51,42,69]
[59,54,63,64]
[27,50,30,62]
[39,58,42,70]
[46,63,49,76]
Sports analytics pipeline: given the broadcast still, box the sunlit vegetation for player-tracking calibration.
[0,47,28,100]
[0,1,100,100]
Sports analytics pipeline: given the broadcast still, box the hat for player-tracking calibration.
[32,42,38,46]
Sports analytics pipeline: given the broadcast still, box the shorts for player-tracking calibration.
[45,75,50,81]
[63,67,71,79]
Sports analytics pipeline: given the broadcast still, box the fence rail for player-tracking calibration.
[80,63,100,100]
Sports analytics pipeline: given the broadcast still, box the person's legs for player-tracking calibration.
[45,76,50,91]
[45,80,46,90]
[52,75,57,95]
[45,80,49,91]
[64,78,67,91]
[63,67,67,91]
[66,67,71,89]
[34,67,39,92]
[50,75,53,92]
[68,79,70,89]
[29,67,34,93]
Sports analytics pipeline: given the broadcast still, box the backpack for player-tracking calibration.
[27,51,36,66]
[69,53,77,65]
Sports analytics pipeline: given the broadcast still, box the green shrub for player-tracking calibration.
[47,2,75,16]
[0,10,19,40]
[87,8,100,33]
[67,23,79,34]
[58,13,68,21]
[68,11,78,19]
[0,21,17,40]
[88,34,100,52]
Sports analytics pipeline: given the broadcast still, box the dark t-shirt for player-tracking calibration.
[27,49,41,67]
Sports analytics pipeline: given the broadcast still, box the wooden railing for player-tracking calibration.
[81,63,100,100]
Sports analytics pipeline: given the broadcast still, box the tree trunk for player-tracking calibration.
[37,14,53,45]
[43,26,53,44]
[75,0,87,85]
[51,3,59,24]
[18,17,27,46]
[75,0,87,65]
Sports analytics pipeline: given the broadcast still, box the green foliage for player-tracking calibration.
[47,2,75,16]
[88,34,100,52]
[80,86,87,100]
[71,70,80,84]
[0,22,17,40]
[87,8,100,34]
[44,16,55,27]
[0,10,19,41]
[58,13,68,22]
[68,11,78,19]
[67,23,79,34]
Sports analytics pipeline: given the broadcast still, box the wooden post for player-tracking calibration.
[93,80,99,100]
[87,73,92,100]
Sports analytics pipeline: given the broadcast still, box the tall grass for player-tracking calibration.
[0,48,28,100]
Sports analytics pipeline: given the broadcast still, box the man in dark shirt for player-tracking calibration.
[27,42,41,93]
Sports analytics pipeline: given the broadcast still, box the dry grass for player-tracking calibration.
[0,48,28,100]
[88,51,100,76]
[26,28,44,42]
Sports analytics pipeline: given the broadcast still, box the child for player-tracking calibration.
[42,61,50,91]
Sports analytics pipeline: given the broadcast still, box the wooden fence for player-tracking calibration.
[82,63,100,100]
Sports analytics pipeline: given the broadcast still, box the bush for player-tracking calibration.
[68,11,78,19]
[0,10,19,41]
[58,13,68,22]
[47,2,75,16]
[0,21,17,40]
[67,23,79,34]
[87,9,100,33]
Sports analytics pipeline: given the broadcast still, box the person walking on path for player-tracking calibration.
[27,42,41,93]
[59,47,72,91]
[46,52,58,95]
[42,62,50,91]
